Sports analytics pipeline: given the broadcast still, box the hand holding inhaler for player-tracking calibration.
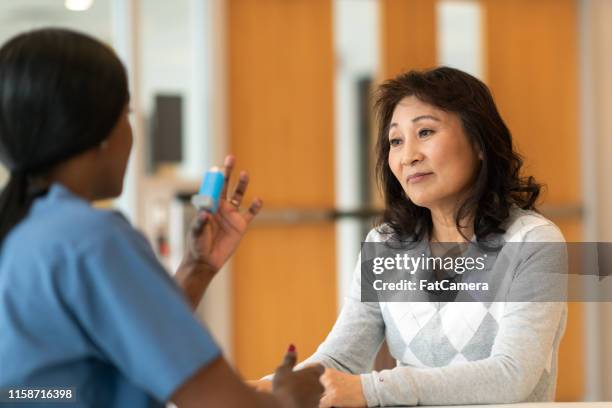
[180,155,263,275]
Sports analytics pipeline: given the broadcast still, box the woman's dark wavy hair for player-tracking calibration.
[374,66,541,242]
[0,28,128,246]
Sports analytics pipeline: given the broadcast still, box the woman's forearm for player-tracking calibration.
[361,301,566,406]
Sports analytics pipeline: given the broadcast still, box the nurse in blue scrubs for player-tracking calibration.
[0,28,323,408]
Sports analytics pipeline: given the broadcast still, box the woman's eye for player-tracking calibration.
[389,138,402,147]
[418,129,434,138]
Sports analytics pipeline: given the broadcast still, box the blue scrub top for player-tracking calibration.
[0,184,221,407]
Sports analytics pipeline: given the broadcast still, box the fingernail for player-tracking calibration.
[288,344,296,353]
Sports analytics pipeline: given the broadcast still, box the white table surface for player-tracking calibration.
[413,403,611,408]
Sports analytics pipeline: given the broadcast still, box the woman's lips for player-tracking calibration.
[406,172,433,184]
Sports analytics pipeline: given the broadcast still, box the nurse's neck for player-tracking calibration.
[43,149,101,202]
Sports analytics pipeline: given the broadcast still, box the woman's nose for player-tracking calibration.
[399,142,423,166]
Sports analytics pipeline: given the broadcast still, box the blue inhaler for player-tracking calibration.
[191,167,224,212]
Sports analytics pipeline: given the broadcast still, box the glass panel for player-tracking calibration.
[436,0,483,79]
[333,0,380,302]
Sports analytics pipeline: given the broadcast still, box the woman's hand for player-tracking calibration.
[318,368,366,408]
[176,155,262,308]
[248,379,273,393]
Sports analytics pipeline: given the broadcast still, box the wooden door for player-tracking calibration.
[380,0,437,78]
[483,0,583,400]
[227,0,336,379]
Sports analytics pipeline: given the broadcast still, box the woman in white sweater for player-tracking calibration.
[256,66,567,407]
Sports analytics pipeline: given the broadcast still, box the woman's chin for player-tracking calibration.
[406,194,434,209]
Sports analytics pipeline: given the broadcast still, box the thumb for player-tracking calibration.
[191,211,210,236]
[279,344,297,371]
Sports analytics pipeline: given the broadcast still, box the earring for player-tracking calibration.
[100,140,109,150]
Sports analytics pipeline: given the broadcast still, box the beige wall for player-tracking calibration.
[589,0,612,400]
[592,6,612,235]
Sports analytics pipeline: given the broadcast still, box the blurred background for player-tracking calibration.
[0,0,610,401]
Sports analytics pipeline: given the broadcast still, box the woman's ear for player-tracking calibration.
[475,145,484,160]
[471,140,484,161]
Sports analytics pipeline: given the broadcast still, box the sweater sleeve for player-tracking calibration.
[360,224,568,406]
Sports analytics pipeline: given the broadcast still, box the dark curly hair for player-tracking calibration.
[374,66,541,242]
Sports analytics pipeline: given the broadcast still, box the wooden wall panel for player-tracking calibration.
[483,0,583,400]
[228,0,336,379]
[231,225,337,378]
[484,0,579,205]
[380,0,437,79]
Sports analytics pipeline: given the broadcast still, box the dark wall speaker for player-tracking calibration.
[150,94,183,170]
